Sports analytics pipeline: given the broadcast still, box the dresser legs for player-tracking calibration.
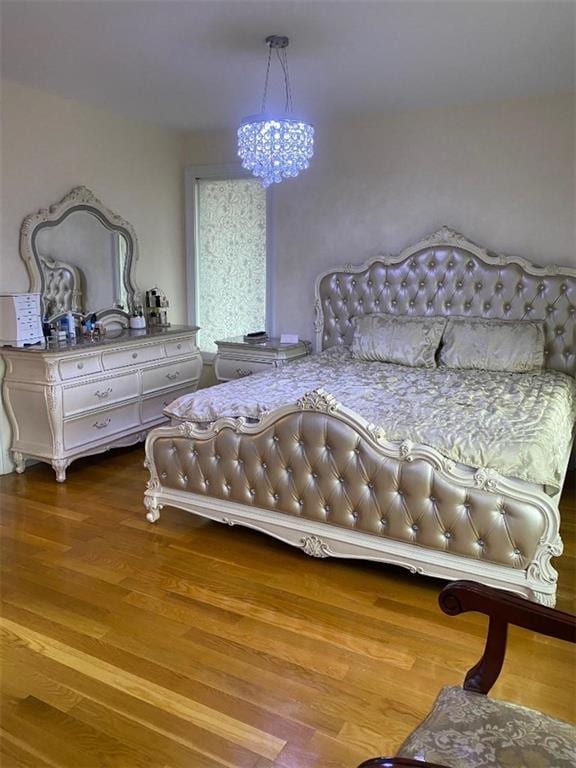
[12,451,26,474]
[52,459,69,483]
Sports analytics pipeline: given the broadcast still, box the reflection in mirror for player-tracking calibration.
[20,187,139,324]
[35,211,130,318]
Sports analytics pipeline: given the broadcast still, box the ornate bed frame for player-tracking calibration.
[144,227,576,605]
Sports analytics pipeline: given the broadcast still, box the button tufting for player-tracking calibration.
[249,488,255,496]
[447,261,454,268]
[525,303,533,312]
[354,448,360,455]
[367,481,374,489]
[419,281,426,288]
[477,539,484,547]
[325,505,331,512]
[464,302,471,310]
[391,299,397,306]
[411,523,419,532]
[430,496,436,503]
[312,471,318,478]
[445,301,452,308]
[484,302,491,310]
[467,260,474,269]
[401,280,407,287]
[475,282,483,290]
[495,283,503,291]
[456,281,463,288]
[215,454,220,460]
[513,547,521,555]
[286,466,293,474]
[273,493,279,500]
[298,499,304,506]
[262,461,267,469]
[504,303,511,311]
[429,261,436,268]
[409,300,415,307]
[380,517,387,525]
[426,301,433,309]
[444,531,452,539]
[273,435,279,442]
[437,281,444,288]
[561,284,568,292]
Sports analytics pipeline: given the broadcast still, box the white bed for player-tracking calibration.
[144,227,576,605]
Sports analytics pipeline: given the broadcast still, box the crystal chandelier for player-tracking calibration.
[238,35,314,187]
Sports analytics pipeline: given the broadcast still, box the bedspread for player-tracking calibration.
[166,348,576,493]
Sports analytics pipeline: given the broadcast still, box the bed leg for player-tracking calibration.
[144,495,162,523]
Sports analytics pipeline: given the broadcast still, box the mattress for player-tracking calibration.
[166,347,576,494]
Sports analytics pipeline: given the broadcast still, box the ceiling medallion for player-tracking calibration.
[237,35,314,187]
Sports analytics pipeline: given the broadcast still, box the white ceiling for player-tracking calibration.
[2,0,574,131]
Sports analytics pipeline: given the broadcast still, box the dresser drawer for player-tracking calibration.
[214,356,274,382]
[165,339,196,358]
[63,372,139,416]
[59,355,103,380]
[102,344,164,371]
[142,358,202,395]
[141,386,193,424]
[64,402,140,450]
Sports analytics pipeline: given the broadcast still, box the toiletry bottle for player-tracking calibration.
[67,311,76,341]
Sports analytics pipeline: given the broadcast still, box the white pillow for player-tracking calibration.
[439,318,545,373]
[352,314,446,368]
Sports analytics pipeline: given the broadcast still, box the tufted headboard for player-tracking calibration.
[40,255,83,318]
[314,226,576,377]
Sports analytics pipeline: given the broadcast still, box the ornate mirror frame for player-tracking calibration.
[19,186,140,322]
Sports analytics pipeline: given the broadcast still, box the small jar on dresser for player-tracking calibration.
[214,336,311,383]
[2,325,202,482]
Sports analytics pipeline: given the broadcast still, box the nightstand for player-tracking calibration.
[214,336,311,382]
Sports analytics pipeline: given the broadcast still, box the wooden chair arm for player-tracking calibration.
[357,759,450,768]
[439,580,576,694]
[357,758,450,768]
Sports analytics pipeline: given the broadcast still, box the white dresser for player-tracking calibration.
[2,325,201,481]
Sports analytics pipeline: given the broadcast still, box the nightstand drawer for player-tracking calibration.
[214,356,274,382]
[64,402,140,450]
[142,357,202,394]
[63,372,139,416]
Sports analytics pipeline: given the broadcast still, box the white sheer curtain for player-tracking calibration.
[196,179,267,353]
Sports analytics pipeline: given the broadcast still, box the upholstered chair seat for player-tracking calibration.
[397,685,576,768]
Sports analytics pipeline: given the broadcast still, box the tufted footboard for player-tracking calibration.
[143,389,562,605]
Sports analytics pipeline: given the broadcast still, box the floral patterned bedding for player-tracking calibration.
[166,347,576,493]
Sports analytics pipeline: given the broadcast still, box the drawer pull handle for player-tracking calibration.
[94,387,113,399]
[166,371,180,380]
[132,352,138,359]
[77,362,84,370]
[236,368,253,378]
[93,418,111,429]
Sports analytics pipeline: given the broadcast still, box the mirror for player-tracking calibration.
[20,187,139,322]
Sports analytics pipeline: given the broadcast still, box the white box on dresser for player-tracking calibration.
[0,292,43,347]
[2,325,201,481]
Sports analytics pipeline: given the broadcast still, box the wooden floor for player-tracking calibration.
[1,447,574,768]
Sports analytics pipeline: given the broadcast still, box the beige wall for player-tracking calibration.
[185,94,575,342]
[0,80,187,472]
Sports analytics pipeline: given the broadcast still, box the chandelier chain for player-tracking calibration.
[260,43,273,113]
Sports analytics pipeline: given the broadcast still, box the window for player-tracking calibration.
[187,168,269,355]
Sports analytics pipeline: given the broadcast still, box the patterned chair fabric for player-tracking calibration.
[398,686,576,768]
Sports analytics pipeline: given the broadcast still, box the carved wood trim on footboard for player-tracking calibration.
[143,389,562,605]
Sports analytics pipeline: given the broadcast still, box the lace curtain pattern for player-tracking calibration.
[197,179,266,353]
